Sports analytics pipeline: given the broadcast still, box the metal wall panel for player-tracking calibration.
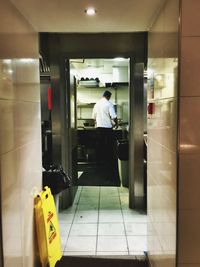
[129,61,145,209]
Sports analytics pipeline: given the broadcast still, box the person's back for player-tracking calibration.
[91,90,120,185]
[92,90,118,129]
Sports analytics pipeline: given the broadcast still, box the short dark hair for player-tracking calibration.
[103,90,112,98]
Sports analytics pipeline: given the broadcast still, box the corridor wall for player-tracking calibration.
[0,1,42,267]
[147,0,179,266]
[178,0,200,265]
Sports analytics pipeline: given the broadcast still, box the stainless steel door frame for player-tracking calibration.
[129,61,145,210]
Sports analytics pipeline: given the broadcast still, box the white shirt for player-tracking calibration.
[92,97,117,128]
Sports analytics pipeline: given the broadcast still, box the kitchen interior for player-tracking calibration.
[70,58,130,187]
[40,56,148,255]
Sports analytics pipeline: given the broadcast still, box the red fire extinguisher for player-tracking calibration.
[148,102,155,115]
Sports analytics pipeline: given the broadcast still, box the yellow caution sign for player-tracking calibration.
[35,186,62,267]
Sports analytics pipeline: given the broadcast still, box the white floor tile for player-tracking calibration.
[127,236,147,252]
[98,223,125,236]
[100,187,119,197]
[82,186,100,191]
[96,252,129,256]
[59,223,71,236]
[97,236,128,252]
[125,223,147,235]
[59,185,148,255]
[129,251,146,256]
[64,236,96,252]
[74,211,98,223]
[78,197,99,205]
[81,188,100,195]
[58,213,75,223]
[99,211,123,223]
[100,202,121,210]
[123,213,147,223]
[70,223,98,236]
[100,197,120,205]
[63,251,96,256]
[77,203,99,211]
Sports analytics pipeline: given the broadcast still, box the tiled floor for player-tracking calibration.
[58,186,147,256]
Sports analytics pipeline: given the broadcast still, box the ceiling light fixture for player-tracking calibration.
[85,7,96,16]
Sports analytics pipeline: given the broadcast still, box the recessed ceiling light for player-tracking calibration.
[85,7,96,16]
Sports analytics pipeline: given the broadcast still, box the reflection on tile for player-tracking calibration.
[0,100,14,154]
[179,97,200,154]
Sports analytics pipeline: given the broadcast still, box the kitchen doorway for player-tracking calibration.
[69,58,130,188]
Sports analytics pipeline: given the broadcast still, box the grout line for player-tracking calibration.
[118,187,130,255]
[63,186,83,252]
[95,186,101,255]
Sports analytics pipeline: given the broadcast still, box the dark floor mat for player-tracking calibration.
[77,166,121,186]
[56,256,148,267]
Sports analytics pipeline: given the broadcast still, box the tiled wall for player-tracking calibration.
[178,0,200,265]
[147,0,179,266]
[0,1,42,267]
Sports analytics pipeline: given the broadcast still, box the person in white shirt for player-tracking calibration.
[92,90,118,129]
[92,90,120,185]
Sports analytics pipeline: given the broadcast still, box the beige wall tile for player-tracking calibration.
[179,97,200,154]
[1,149,22,266]
[0,100,41,154]
[0,59,40,101]
[178,211,200,264]
[0,60,14,100]
[0,33,38,59]
[0,1,41,266]
[181,0,200,37]
[0,100,15,154]
[148,99,177,152]
[180,37,200,96]
[14,101,41,148]
[179,154,200,210]
[147,0,178,266]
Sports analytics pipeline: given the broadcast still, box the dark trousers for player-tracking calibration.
[96,128,120,184]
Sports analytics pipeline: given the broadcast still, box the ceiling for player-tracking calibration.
[70,58,129,81]
[71,58,129,68]
[10,0,166,32]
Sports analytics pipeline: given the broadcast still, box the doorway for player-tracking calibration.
[40,54,147,256]
[69,58,130,188]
